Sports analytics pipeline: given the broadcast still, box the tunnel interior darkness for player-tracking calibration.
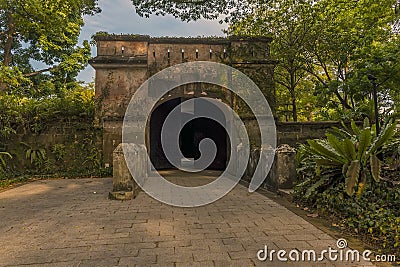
[149,98,228,171]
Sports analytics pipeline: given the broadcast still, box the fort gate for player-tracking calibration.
[89,34,277,171]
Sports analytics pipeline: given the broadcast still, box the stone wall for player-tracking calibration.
[2,120,347,173]
[1,122,103,174]
[243,119,343,149]
[100,119,345,169]
[277,121,346,146]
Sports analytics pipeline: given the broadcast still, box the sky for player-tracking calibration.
[77,0,226,83]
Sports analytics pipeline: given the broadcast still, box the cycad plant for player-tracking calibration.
[298,118,398,197]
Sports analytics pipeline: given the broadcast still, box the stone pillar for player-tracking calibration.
[229,37,278,118]
[276,144,297,189]
[109,143,142,200]
[247,144,296,191]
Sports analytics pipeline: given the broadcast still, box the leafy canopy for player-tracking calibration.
[229,0,400,120]
[131,0,271,22]
[0,0,100,96]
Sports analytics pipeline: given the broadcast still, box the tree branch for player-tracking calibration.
[275,80,291,91]
[23,66,57,77]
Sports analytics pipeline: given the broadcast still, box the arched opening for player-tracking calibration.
[149,97,228,171]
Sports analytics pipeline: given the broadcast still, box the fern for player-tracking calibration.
[22,143,47,165]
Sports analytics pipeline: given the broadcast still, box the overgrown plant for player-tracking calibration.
[382,137,400,172]
[0,152,12,172]
[297,118,398,197]
[52,144,66,161]
[21,142,47,166]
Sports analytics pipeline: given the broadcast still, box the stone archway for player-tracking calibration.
[89,34,277,167]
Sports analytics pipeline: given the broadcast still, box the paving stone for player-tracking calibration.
[118,255,157,266]
[214,259,255,267]
[79,257,119,267]
[0,173,376,266]
[176,260,214,267]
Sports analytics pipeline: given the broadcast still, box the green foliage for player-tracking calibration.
[227,0,400,121]
[228,0,314,122]
[298,119,398,197]
[131,0,257,22]
[21,142,46,166]
[295,181,400,254]
[0,84,95,135]
[383,136,400,171]
[0,151,12,171]
[0,0,100,97]
[0,176,30,188]
[0,84,108,182]
[52,144,66,161]
[0,64,32,90]
[301,0,398,112]
[296,120,400,254]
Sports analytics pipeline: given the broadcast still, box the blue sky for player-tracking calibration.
[77,0,226,83]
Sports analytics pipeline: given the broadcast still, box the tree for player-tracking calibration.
[229,0,400,120]
[0,0,100,95]
[304,0,397,111]
[345,35,400,119]
[228,0,315,121]
[131,0,269,22]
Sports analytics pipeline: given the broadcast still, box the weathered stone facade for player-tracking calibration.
[89,34,277,166]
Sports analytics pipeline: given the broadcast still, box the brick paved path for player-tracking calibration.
[0,172,375,267]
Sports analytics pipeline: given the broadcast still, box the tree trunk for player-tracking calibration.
[333,90,352,110]
[291,94,298,122]
[289,72,298,122]
[24,67,56,77]
[3,12,15,67]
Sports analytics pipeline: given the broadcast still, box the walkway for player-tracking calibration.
[0,172,375,267]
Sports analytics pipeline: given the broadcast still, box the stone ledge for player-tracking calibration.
[89,56,148,66]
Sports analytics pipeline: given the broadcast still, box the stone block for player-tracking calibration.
[247,144,297,191]
[276,144,297,189]
[110,143,146,200]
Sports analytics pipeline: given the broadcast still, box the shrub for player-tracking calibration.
[295,119,400,255]
[297,118,398,198]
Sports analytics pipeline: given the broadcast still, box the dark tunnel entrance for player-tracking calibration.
[149,98,228,171]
